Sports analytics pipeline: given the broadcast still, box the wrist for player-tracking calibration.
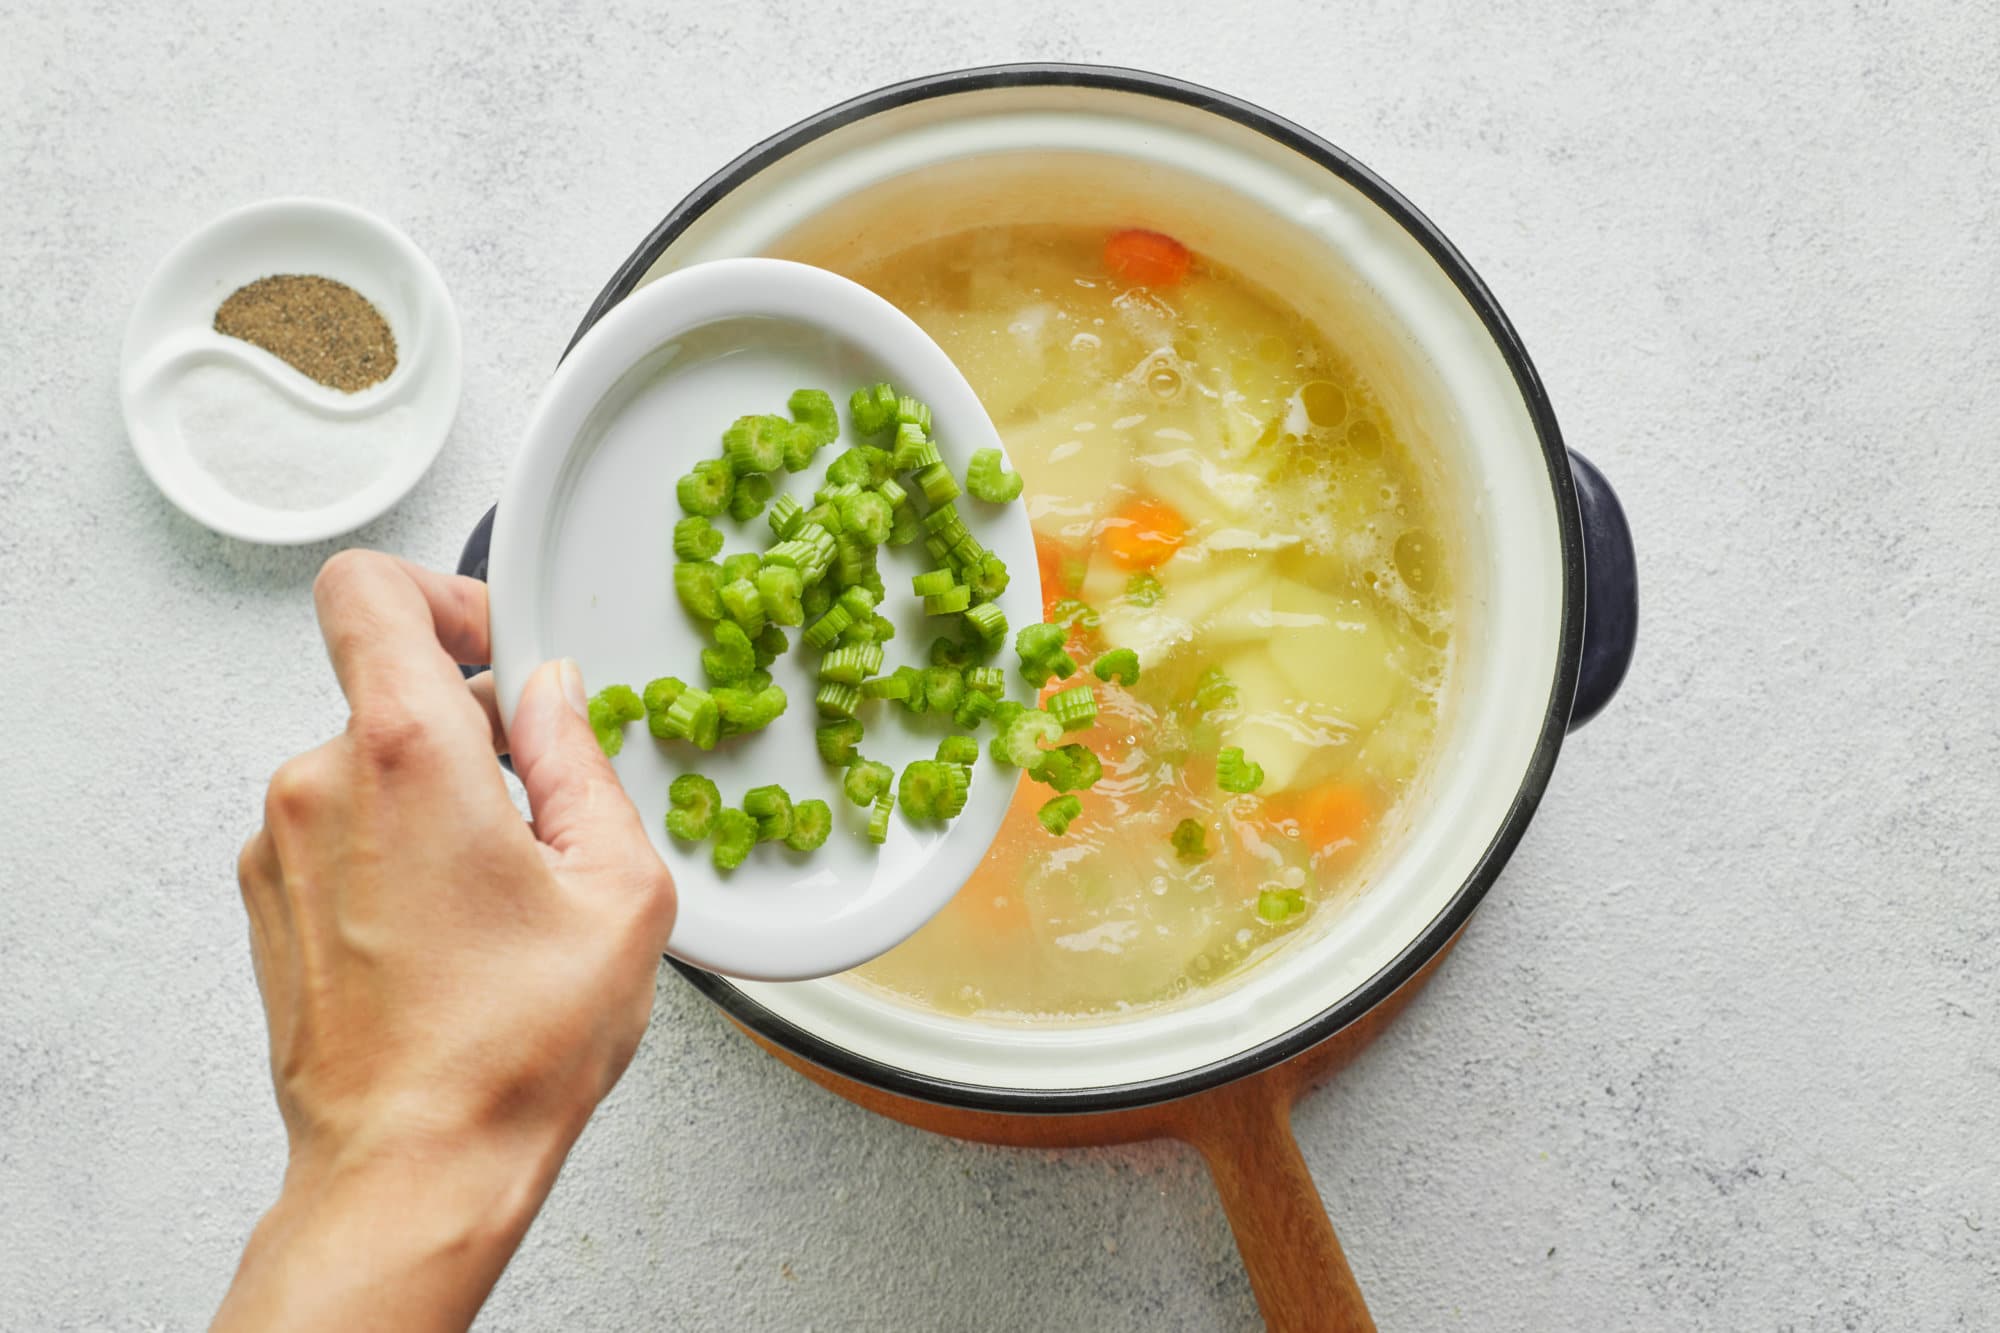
[218,1115,579,1333]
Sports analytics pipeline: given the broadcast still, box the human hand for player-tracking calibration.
[215,551,674,1333]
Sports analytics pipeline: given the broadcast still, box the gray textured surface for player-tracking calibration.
[4,3,1997,1329]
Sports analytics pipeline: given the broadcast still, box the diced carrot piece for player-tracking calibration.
[1104,229,1192,288]
[1100,497,1186,570]
[1284,783,1373,854]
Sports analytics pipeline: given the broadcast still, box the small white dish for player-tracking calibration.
[487,258,1040,982]
[120,197,462,544]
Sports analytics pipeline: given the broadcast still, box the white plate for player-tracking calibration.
[119,197,461,544]
[487,259,1039,982]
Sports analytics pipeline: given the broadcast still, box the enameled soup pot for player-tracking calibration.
[460,64,1637,1328]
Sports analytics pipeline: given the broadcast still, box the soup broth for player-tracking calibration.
[796,224,1453,1021]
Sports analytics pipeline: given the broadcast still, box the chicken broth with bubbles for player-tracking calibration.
[793,223,1453,1021]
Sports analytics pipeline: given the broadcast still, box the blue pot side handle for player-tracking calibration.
[1566,451,1637,730]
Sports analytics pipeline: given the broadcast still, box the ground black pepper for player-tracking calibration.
[214,274,397,393]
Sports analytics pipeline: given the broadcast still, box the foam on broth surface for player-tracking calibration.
[792,224,1453,1022]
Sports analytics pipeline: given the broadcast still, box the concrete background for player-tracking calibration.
[4,2,1996,1328]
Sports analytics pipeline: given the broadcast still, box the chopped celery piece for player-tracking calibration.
[1193,667,1237,712]
[839,490,893,543]
[1016,622,1066,661]
[1019,646,1079,689]
[586,684,643,756]
[825,447,876,488]
[936,735,980,766]
[767,493,805,540]
[887,503,921,546]
[802,582,833,621]
[965,665,1005,698]
[833,535,875,587]
[921,666,964,715]
[843,758,894,807]
[728,472,774,522]
[861,673,911,701]
[850,382,899,437]
[1125,572,1163,607]
[865,790,895,843]
[900,426,944,472]
[721,552,762,584]
[700,620,756,686]
[802,604,853,650]
[815,681,861,719]
[929,633,976,669]
[837,585,878,619]
[912,568,957,597]
[720,580,766,635]
[915,462,961,506]
[743,784,794,843]
[755,565,804,626]
[877,477,908,509]
[924,586,972,615]
[1037,794,1083,836]
[1257,888,1307,922]
[952,689,997,730]
[921,503,966,540]
[780,420,822,473]
[819,642,884,686]
[715,684,785,737]
[643,676,688,738]
[673,516,723,561]
[1046,684,1098,732]
[751,625,788,668]
[815,718,864,766]
[964,553,1010,605]
[992,709,1061,770]
[1217,746,1265,793]
[965,447,1024,504]
[895,394,932,433]
[665,773,721,841]
[890,664,928,712]
[1036,743,1103,794]
[936,764,971,817]
[897,760,965,820]
[676,459,734,516]
[965,601,1008,645]
[674,561,725,621]
[1093,648,1141,686]
[711,808,757,870]
[788,388,838,445]
[662,687,720,750]
[784,799,832,851]
[722,414,788,474]
[1171,818,1209,862]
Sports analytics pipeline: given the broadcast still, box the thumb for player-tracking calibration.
[508,659,666,881]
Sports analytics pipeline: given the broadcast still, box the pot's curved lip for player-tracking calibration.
[578,62,1585,1115]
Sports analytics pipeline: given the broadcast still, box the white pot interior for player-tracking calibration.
[634,83,1566,1091]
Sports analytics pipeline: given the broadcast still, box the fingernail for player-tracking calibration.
[558,658,588,718]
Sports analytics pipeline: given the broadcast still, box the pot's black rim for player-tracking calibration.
[578,63,1584,1116]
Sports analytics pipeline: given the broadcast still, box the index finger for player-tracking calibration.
[312,550,492,712]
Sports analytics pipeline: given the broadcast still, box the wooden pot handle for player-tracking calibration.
[1179,1078,1375,1333]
